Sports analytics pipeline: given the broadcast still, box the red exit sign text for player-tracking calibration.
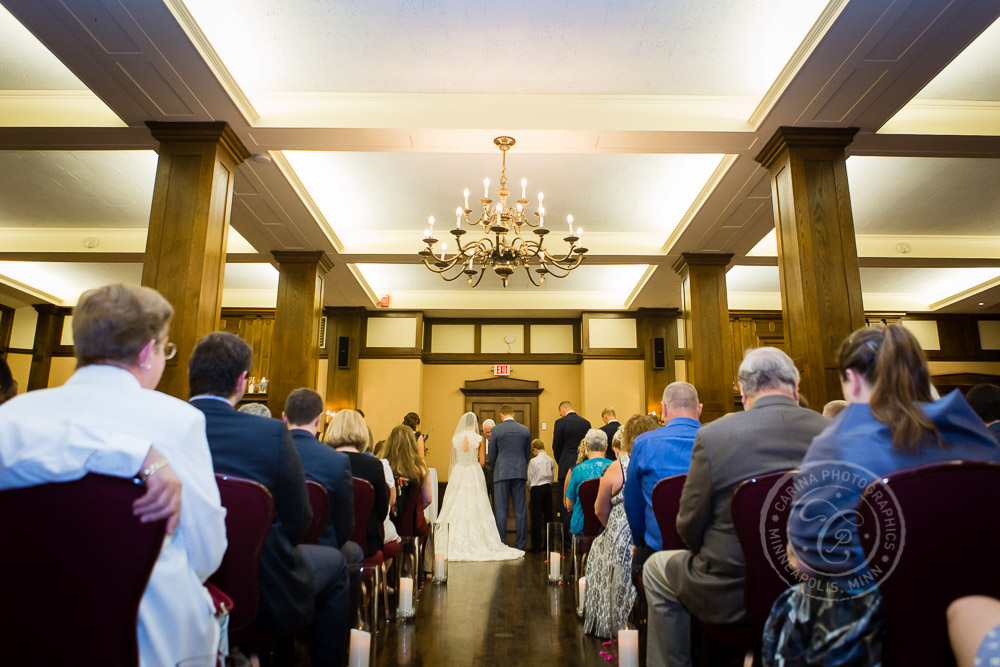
[493,364,511,376]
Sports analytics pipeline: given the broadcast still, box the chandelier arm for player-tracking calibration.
[524,265,545,287]
[468,267,488,288]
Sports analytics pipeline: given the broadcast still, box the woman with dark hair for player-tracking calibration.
[763,324,1000,666]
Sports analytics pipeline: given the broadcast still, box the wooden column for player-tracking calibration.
[636,308,680,418]
[27,304,67,391]
[672,254,734,423]
[324,307,365,413]
[142,121,249,399]
[755,127,866,408]
[268,251,333,416]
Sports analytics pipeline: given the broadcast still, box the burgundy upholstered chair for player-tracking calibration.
[859,460,1000,667]
[304,480,329,545]
[651,474,688,551]
[0,473,166,667]
[209,473,274,646]
[351,477,386,630]
[697,469,798,666]
[392,483,426,595]
[572,477,604,609]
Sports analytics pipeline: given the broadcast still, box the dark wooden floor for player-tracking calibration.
[371,551,616,666]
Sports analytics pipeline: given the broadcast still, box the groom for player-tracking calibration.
[488,404,531,549]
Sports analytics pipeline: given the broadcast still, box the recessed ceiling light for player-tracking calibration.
[980,302,986,306]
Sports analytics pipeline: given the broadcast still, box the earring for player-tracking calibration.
[142,362,152,370]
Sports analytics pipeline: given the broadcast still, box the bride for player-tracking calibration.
[437,412,523,561]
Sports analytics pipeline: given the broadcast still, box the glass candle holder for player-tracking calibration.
[546,522,563,583]
[432,522,448,584]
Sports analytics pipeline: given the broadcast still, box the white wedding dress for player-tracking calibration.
[437,420,524,561]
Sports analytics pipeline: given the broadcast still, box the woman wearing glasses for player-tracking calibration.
[0,284,227,667]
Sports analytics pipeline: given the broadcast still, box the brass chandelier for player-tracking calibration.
[419,136,587,287]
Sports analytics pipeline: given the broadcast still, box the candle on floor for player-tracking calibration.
[577,576,587,614]
[400,577,414,615]
[434,552,446,580]
[348,628,370,667]
[618,628,639,667]
[549,552,561,581]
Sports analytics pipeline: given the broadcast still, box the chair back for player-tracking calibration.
[0,474,165,667]
[859,460,1000,667]
[209,473,274,637]
[731,470,799,629]
[652,474,688,550]
[351,477,376,554]
[304,480,329,545]
[394,481,423,539]
[578,477,603,537]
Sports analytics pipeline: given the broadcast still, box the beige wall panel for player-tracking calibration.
[676,318,686,349]
[481,324,524,354]
[530,324,574,353]
[11,307,37,349]
[589,318,637,349]
[48,357,76,387]
[928,361,1000,375]
[979,321,1000,350]
[316,360,327,402]
[580,359,644,426]
[417,363,581,481]
[61,315,75,346]
[6,352,31,392]
[357,358,423,454]
[675,360,687,384]
[431,324,475,353]
[901,319,940,351]
[366,317,417,348]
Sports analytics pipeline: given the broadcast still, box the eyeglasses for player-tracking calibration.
[163,341,177,360]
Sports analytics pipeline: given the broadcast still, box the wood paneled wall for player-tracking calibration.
[219,309,274,385]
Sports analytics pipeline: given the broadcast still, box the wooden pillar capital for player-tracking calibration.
[672,252,734,274]
[272,251,334,274]
[146,121,251,165]
[754,127,859,168]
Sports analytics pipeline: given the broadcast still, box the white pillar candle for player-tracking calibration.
[618,629,639,667]
[549,552,561,580]
[400,577,414,615]
[577,576,587,611]
[349,628,371,667]
[434,552,446,579]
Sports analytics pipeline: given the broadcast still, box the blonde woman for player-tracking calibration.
[383,425,433,540]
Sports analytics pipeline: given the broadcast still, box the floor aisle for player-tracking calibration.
[372,550,616,666]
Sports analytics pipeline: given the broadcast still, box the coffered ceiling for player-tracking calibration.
[0,0,998,316]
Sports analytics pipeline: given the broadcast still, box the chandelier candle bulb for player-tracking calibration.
[521,178,527,199]
[440,243,447,261]
[456,208,462,228]
[567,214,574,233]
[464,188,469,209]
[484,178,489,198]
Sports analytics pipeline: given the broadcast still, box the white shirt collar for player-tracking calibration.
[189,394,233,405]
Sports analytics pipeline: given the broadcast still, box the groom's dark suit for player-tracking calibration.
[488,416,531,549]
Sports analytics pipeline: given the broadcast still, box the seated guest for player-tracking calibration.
[822,398,849,419]
[238,402,272,418]
[383,424,433,538]
[967,383,1000,442]
[189,332,349,667]
[644,348,828,667]
[765,326,1000,665]
[624,382,702,571]
[583,413,658,638]
[324,409,389,558]
[564,429,611,536]
[0,285,226,666]
[599,406,621,460]
[528,438,556,552]
[948,596,1000,667]
[0,356,17,404]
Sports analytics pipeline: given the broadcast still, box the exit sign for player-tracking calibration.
[493,364,511,376]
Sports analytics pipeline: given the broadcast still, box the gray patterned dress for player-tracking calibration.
[582,454,636,638]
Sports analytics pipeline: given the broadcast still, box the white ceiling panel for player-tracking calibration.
[847,156,1000,236]
[0,151,158,228]
[0,5,88,90]
[915,16,1000,101]
[184,0,828,98]
[284,149,725,249]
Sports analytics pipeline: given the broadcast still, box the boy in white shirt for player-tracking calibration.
[527,439,556,552]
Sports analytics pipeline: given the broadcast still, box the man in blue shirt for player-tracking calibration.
[625,382,701,568]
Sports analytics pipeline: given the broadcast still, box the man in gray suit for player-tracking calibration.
[643,347,828,667]
[488,404,532,549]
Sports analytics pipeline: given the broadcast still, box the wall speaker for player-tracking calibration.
[337,336,350,368]
[653,337,666,369]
